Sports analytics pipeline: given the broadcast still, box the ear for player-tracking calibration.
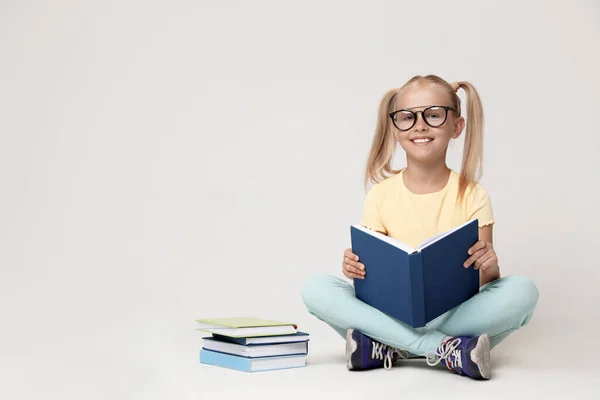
[452,116,465,139]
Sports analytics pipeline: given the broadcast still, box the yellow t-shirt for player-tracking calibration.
[360,169,494,249]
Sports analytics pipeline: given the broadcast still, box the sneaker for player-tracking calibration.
[426,334,491,380]
[345,329,408,371]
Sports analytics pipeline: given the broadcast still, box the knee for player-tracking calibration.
[300,273,340,311]
[502,275,539,315]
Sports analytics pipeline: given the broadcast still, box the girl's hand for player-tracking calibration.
[464,240,498,274]
[342,248,365,280]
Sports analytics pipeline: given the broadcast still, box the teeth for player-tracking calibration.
[413,138,432,143]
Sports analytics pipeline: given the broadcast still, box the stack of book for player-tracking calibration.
[196,317,309,372]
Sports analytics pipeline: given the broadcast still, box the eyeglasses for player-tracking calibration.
[389,105,457,131]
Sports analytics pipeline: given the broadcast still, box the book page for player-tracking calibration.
[352,224,415,253]
[415,231,448,250]
[416,219,476,251]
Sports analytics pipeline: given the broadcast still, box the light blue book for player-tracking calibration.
[200,349,306,372]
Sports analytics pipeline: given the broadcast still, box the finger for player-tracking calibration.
[464,248,487,268]
[468,241,487,255]
[343,252,359,264]
[345,250,359,261]
[345,264,365,276]
[345,256,364,270]
[474,250,496,270]
[467,240,487,255]
[344,259,362,271]
[478,254,497,272]
[344,268,364,280]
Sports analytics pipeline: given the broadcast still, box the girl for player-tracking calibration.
[300,75,539,380]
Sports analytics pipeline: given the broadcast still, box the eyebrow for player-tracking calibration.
[399,104,434,111]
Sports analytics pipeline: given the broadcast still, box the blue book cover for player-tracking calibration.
[200,349,307,372]
[211,332,310,345]
[351,219,479,327]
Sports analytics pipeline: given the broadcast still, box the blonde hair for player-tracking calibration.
[364,75,484,205]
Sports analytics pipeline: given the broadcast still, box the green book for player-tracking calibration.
[196,317,298,338]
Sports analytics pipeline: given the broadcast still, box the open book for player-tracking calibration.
[350,219,480,327]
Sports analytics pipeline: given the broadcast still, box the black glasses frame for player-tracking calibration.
[389,105,457,131]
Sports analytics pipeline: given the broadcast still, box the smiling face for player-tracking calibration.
[392,82,465,165]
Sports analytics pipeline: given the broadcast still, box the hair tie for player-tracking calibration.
[451,82,460,92]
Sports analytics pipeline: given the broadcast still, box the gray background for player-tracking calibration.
[1,1,599,399]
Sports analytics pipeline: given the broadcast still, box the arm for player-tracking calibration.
[465,224,501,287]
[462,182,498,287]
[480,225,501,286]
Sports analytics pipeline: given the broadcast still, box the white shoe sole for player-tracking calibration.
[470,334,491,379]
[345,329,358,370]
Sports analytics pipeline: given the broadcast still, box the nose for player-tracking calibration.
[413,111,428,131]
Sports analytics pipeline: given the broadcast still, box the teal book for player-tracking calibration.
[211,331,309,345]
[202,337,308,358]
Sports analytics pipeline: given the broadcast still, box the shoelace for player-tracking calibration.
[426,337,463,370]
[371,342,408,370]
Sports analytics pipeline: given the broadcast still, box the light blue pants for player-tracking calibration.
[301,273,539,357]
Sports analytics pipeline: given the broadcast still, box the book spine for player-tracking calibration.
[408,252,426,327]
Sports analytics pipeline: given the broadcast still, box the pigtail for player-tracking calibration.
[454,81,484,205]
[364,88,401,191]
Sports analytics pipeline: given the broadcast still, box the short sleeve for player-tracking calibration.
[359,187,387,234]
[467,184,495,228]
